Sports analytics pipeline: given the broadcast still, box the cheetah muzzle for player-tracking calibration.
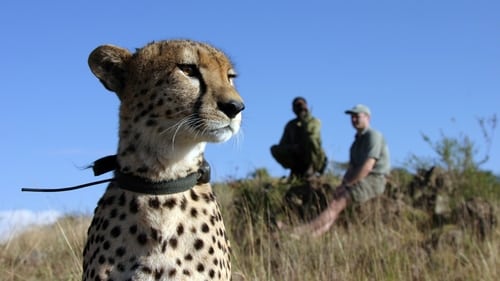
[82,40,244,281]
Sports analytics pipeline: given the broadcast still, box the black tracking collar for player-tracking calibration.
[21,155,211,195]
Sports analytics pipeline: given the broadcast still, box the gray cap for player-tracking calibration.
[345,104,371,116]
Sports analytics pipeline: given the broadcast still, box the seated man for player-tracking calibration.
[294,104,391,237]
[271,97,327,179]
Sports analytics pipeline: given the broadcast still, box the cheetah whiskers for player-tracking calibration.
[233,126,244,151]
[158,114,203,151]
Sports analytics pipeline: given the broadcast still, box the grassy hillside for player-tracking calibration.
[1,165,499,281]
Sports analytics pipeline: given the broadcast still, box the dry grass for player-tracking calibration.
[1,174,499,281]
[0,216,88,281]
[224,192,500,281]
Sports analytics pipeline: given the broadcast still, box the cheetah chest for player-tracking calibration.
[83,183,231,281]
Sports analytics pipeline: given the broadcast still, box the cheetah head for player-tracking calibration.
[88,40,244,179]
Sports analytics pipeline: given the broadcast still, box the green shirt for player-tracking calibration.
[349,127,390,175]
[280,112,326,172]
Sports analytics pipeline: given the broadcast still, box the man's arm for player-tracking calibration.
[343,130,384,185]
[342,157,376,186]
[302,117,321,147]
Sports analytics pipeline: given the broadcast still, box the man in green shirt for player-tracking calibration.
[271,97,327,179]
[294,104,390,236]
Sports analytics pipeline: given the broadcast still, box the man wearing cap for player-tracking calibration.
[271,97,328,179]
[294,104,390,236]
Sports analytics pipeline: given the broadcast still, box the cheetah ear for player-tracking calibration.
[88,45,132,96]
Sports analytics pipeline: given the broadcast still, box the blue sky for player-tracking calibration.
[0,0,499,235]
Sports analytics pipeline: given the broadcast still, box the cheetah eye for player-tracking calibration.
[177,64,199,78]
[228,72,237,85]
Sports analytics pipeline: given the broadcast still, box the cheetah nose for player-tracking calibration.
[218,100,245,119]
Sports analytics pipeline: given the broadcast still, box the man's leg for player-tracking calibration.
[271,145,295,169]
[271,145,310,179]
[293,185,349,237]
[348,174,386,204]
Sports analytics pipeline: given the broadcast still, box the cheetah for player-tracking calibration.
[82,40,244,281]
